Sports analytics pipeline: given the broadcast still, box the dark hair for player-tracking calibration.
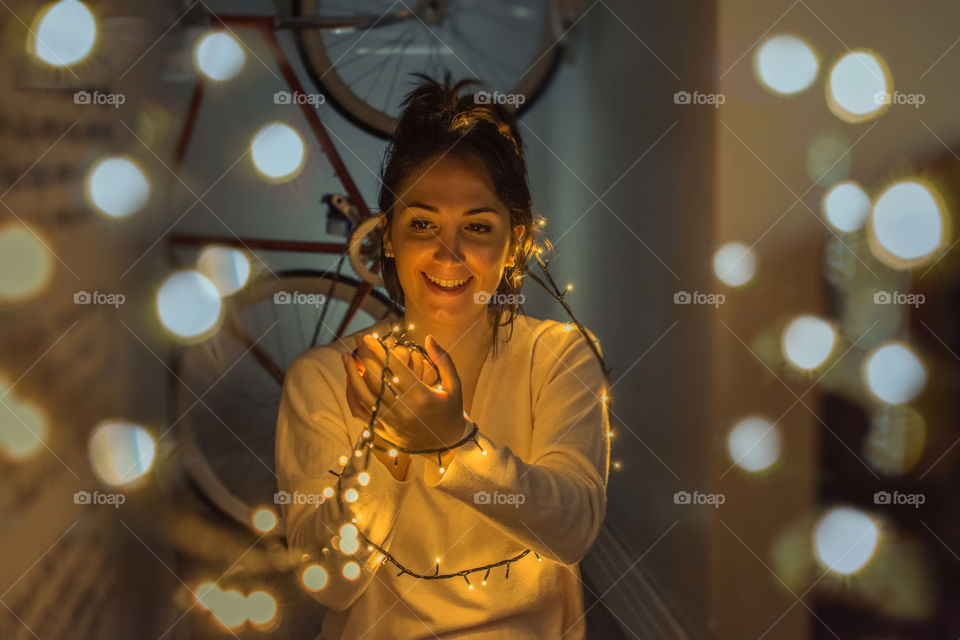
[377,73,547,356]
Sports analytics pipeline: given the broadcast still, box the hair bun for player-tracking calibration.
[394,72,523,156]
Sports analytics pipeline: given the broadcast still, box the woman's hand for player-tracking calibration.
[341,333,467,452]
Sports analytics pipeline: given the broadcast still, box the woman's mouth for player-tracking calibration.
[422,272,473,295]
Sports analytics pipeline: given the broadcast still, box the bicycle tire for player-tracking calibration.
[292,0,563,139]
[172,269,401,533]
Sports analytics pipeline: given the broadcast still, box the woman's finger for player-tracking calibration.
[343,352,378,409]
[345,376,373,423]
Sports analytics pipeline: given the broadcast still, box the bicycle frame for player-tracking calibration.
[168,13,381,339]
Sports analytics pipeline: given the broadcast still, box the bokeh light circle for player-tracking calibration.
[822,181,871,232]
[754,34,819,95]
[782,315,837,371]
[868,180,945,269]
[195,31,246,81]
[827,50,892,123]
[32,0,97,67]
[863,342,927,405]
[85,156,150,219]
[727,416,782,473]
[251,123,305,182]
[88,420,156,486]
[0,223,54,304]
[156,270,223,339]
[813,506,880,575]
[713,242,757,287]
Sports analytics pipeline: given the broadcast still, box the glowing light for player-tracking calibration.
[85,157,150,219]
[868,180,945,268]
[211,589,246,629]
[864,342,926,405]
[302,565,328,591]
[0,223,55,304]
[814,507,880,575]
[197,246,250,296]
[827,50,891,123]
[344,488,358,502]
[340,536,359,555]
[322,487,334,498]
[727,416,781,472]
[357,471,370,486]
[342,561,361,580]
[88,420,156,486]
[782,315,837,371]
[194,581,220,611]
[0,383,48,460]
[156,270,223,339]
[338,455,348,466]
[251,508,277,533]
[823,181,871,232]
[754,34,819,95]
[31,0,97,67]
[245,590,277,626]
[251,123,305,182]
[194,31,245,81]
[388,448,398,457]
[713,242,757,287]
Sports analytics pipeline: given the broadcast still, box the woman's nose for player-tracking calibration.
[431,229,465,263]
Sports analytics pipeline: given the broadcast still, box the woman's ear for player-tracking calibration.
[381,214,394,256]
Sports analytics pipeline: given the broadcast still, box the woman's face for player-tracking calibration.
[384,153,519,326]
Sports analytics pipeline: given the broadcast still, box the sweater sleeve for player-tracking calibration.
[421,325,610,565]
[275,350,415,611]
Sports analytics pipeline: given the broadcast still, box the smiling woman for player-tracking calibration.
[275,74,610,640]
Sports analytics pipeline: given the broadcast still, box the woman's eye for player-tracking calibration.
[467,223,492,233]
[410,219,432,231]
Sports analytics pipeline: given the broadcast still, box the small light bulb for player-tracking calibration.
[468,584,474,590]
[481,450,487,456]
[407,323,414,330]
[354,450,362,457]
[613,461,622,470]
[392,326,399,332]
[566,283,574,291]
[339,455,348,466]
[372,332,378,338]
[362,430,370,438]
[389,448,398,457]
[392,376,399,383]
[439,467,445,474]
[435,557,441,563]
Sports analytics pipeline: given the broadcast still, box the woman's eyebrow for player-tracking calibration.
[405,202,501,216]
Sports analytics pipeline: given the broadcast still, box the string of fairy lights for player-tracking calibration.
[317,228,611,587]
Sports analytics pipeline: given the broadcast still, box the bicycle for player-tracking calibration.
[165,1,582,535]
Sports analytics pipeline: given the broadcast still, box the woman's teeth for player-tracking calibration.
[424,273,470,289]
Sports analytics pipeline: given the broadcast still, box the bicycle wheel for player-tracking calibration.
[293,0,562,138]
[172,270,401,532]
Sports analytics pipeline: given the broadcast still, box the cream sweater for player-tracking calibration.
[275,314,610,639]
